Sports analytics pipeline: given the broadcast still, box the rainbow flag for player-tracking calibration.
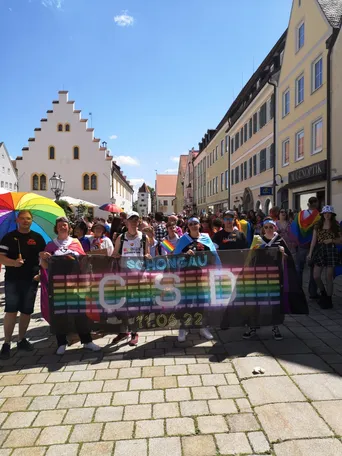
[161,239,175,253]
[290,209,320,246]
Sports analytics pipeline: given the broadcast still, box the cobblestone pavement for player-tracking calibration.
[0,270,342,456]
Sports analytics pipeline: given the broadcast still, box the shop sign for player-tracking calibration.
[288,160,327,186]
[260,187,273,196]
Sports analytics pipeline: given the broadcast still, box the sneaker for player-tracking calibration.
[272,326,283,341]
[128,333,139,346]
[17,338,34,352]
[56,345,66,355]
[178,329,188,342]
[0,343,11,360]
[199,327,214,340]
[111,333,129,345]
[243,328,257,340]
[83,341,101,352]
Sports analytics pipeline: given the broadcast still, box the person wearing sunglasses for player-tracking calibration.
[276,209,297,256]
[213,210,248,250]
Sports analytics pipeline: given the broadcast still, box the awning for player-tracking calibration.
[59,196,98,207]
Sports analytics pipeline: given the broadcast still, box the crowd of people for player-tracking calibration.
[0,196,341,359]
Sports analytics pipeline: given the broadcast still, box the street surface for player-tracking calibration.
[0,270,341,455]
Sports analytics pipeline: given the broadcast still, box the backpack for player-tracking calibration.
[118,232,147,256]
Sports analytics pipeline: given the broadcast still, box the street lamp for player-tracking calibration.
[49,172,65,201]
[273,174,283,206]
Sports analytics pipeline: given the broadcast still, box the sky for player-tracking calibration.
[0,0,292,196]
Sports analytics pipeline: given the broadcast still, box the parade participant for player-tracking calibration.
[112,211,150,346]
[174,216,218,342]
[269,206,280,221]
[0,210,46,359]
[200,217,214,238]
[254,214,264,235]
[141,224,159,257]
[168,215,183,237]
[276,209,296,256]
[291,196,320,298]
[89,222,114,256]
[110,216,123,243]
[154,212,167,244]
[160,221,179,255]
[39,216,101,355]
[212,218,223,234]
[308,206,342,309]
[73,221,91,253]
[213,210,248,250]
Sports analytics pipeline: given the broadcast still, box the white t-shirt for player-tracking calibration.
[89,236,114,256]
[121,232,145,257]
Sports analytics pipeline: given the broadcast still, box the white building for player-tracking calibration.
[137,183,151,216]
[16,91,133,216]
[0,143,18,193]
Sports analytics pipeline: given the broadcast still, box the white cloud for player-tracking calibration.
[113,155,140,166]
[163,168,178,174]
[41,0,63,9]
[114,11,134,27]
[170,156,180,163]
[109,135,118,140]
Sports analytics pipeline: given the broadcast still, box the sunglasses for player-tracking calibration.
[264,225,275,230]
[280,211,286,214]
[188,222,199,227]
[128,217,139,222]
[223,218,233,222]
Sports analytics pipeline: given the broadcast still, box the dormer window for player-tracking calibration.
[57,124,63,132]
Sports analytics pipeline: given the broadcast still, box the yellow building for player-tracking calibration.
[276,0,342,210]
[173,155,187,214]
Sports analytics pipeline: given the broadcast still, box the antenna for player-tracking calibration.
[89,112,93,128]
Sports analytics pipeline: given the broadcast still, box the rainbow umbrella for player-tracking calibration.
[99,203,123,213]
[0,192,65,243]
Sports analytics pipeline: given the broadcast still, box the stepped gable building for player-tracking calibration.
[137,182,151,216]
[16,91,133,215]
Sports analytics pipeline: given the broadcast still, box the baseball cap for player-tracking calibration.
[223,210,235,218]
[127,211,140,219]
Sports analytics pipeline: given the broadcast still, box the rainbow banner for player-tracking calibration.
[48,249,303,334]
[161,239,175,253]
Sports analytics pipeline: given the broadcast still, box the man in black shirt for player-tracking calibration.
[213,210,248,250]
[0,210,46,359]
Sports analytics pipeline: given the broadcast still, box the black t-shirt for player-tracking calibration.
[182,236,211,253]
[212,229,248,250]
[0,230,46,280]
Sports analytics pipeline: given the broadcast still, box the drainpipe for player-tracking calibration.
[268,77,277,207]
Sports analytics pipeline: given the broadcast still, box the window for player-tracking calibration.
[2,167,4,173]
[239,163,243,181]
[40,174,47,191]
[0,181,3,188]
[270,94,275,120]
[221,140,224,156]
[9,183,12,190]
[7,168,10,175]
[312,119,323,154]
[253,155,257,175]
[57,124,63,132]
[249,158,252,177]
[235,133,240,150]
[235,167,239,184]
[83,174,90,190]
[207,182,209,196]
[253,112,258,134]
[32,174,39,191]
[5,182,8,189]
[215,146,218,161]
[231,138,234,154]
[296,75,304,105]
[215,177,218,194]
[296,130,305,160]
[163,200,168,206]
[240,127,244,146]
[73,146,79,160]
[49,146,55,160]
[244,124,248,142]
[91,174,98,190]
[260,148,267,173]
[297,22,305,51]
[244,161,247,180]
[221,173,224,191]
[282,139,290,166]
[225,135,229,153]
[231,169,234,185]
[210,153,212,166]
[259,103,267,129]
[225,170,229,189]
[65,124,70,132]
[312,56,323,92]
[283,89,290,117]
[270,143,275,168]
[209,180,212,196]
[249,118,253,138]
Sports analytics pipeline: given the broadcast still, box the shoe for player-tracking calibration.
[199,328,214,340]
[0,343,11,360]
[319,295,333,310]
[83,342,101,352]
[243,328,257,340]
[178,329,188,342]
[111,333,129,345]
[128,333,139,346]
[272,326,283,341]
[17,338,34,352]
[56,345,66,355]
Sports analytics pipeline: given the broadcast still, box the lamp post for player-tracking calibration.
[273,174,283,206]
[49,172,65,201]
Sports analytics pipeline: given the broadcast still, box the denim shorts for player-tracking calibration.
[5,279,39,315]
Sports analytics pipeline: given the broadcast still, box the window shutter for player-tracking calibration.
[256,153,260,174]
[266,147,271,169]
[270,94,275,120]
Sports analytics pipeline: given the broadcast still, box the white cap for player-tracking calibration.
[127,211,140,219]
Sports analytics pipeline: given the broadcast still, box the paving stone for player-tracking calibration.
[210,362,234,373]
[248,431,270,453]
[188,364,210,375]
[94,406,123,422]
[94,369,118,380]
[165,387,191,402]
[135,419,164,438]
[118,367,141,379]
[129,378,152,390]
[263,339,312,355]
[69,423,102,443]
[46,444,79,456]
[149,437,182,456]
[181,435,216,456]
[103,380,129,392]
[124,404,152,421]
[70,371,95,381]
[108,360,131,369]
[180,400,209,416]
[208,399,238,414]
[0,375,25,386]
[46,372,72,383]
[313,400,342,434]
[227,413,260,432]
[236,398,253,412]
[242,376,306,406]
[131,359,152,367]
[51,383,78,395]
[114,439,147,456]
[25,384,53,396]
[20,373,49,384]
[201,373,227,386]
[197,415,228,433]
[57,394,86,409]
[102,421,134,440]
[166,417,195,436]
[175,357,197,365]
[84,392,112,407]
[153,376,177,389]
[278,354,333,374]
[233,356,285,379]
[153,357,175,366]
[293,373,342,400]
[177,375,201,387]
[113,391,139,405]
[29,396,60,410]
[77,380,103,394]
[217,385,245,398]
[37,425,72,445]
[216,432,252,454]
[142,366,165,377]
[153,402,179,418]
[225,372,239,384]
[0,431,9,447]
[64,407,94,424]
[0,413,7,426]
[140,389,164,403]
[0,448,11,455]
[0,397,32,412]
[165,365,187,376]
[11,448,46,456]
[33,410,66,427]
[2,411,37,429]
[256,402,333,442]
[79,441,114,456]
[1,385,28,397]
[191,386,218,400]
[274,438,342,456]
